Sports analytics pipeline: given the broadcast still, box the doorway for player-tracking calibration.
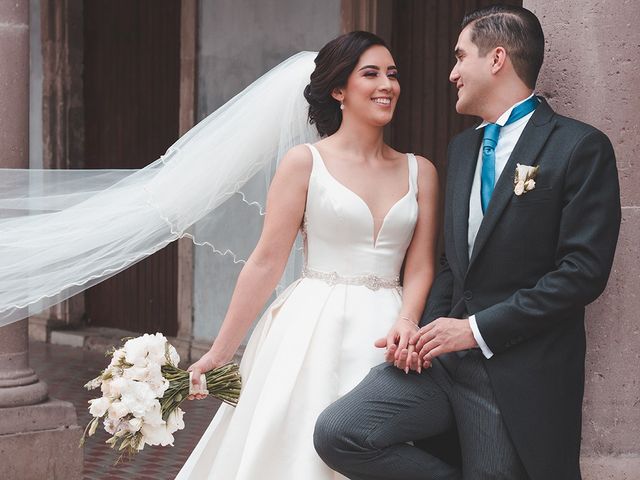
[83,0,181,335]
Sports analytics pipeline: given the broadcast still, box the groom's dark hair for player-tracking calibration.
[462,5,544,89]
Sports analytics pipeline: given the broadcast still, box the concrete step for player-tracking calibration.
[49,326,140,353]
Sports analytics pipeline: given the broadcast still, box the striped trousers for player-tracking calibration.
[314,351,529,479]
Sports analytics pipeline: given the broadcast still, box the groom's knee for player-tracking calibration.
[313,401,362,468]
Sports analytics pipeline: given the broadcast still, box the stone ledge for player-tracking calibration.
[28,315,66,343]
[48,326,137,353]
[0,398,77,435]
[50,329,85,348]
[582,455,640,479]
[0,425,83,480]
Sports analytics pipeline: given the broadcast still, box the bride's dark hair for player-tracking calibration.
[304,31,388,137]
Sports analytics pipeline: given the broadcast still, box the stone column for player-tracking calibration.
[524,1,640,478]
[29,0,86,342]
[0,2,82,478]
[174,0,197,363]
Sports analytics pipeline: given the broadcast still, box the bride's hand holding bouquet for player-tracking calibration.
[80,333,241,462]
[186,348,233,401]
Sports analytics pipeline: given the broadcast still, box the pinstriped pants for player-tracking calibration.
[313,351,529,480]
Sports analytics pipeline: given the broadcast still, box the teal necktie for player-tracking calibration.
[481,96,539,212]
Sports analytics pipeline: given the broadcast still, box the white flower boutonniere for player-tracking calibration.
[514,163,539,196]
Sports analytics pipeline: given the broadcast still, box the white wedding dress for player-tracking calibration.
[176,144,419,479]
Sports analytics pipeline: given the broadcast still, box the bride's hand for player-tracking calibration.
[186,350,228,400]
[374,317,421,374]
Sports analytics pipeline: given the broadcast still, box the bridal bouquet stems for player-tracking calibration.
[80,332,241,462]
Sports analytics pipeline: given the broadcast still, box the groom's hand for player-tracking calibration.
[375,319,422,373]
[410,317,478,364]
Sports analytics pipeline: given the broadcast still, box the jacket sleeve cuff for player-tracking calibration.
[469,315,494,359]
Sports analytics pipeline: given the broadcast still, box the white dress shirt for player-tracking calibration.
[467,94,536,359]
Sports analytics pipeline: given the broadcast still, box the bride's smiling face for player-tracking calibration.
[333,45,400,128]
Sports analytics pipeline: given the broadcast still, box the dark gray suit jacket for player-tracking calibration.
[421,98,621,480]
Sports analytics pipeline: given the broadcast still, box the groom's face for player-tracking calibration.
[450,25,493,117]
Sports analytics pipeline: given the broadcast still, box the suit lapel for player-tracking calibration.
[452,128,482,278]
[467,98,557,271]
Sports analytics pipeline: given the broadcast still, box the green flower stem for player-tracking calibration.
[159,362,242,421]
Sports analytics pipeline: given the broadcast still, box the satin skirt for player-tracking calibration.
[176,278,402,479]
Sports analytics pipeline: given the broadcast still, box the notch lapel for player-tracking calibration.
[467,98,557,271]
[452,128,482,278]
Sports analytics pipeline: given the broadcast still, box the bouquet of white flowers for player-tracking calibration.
[80,332,241,461]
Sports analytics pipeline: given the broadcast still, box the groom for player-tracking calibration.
[314,5,620,480]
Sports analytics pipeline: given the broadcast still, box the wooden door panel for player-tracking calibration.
[83,0,181,335]
[389,0,523,174]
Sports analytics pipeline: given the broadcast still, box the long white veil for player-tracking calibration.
[0,51,320,327]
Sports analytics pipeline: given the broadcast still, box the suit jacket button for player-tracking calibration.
[463,290,473,301]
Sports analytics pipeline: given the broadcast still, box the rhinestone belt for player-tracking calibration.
[301,266,400,291]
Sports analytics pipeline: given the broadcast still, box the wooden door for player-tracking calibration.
[83,0,181,335]
[389,0,523,175]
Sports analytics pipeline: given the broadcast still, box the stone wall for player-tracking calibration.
[524,0,640,476]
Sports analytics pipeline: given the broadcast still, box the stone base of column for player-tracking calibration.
[582,455,640,480]
[28,314,67,343]
[0,399,83,480]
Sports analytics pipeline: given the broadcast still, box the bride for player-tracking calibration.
[179,31,439,479]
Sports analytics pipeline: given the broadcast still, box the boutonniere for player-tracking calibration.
[513,163,539,196]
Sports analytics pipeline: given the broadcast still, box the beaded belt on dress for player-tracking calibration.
[301,266,400,291]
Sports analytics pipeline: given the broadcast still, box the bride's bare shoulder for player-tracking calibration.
[275,144,313,181]
[387,146,438,186]
[413,154,436,174]
[412,154,438,196]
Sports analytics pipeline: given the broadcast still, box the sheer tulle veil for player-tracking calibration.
[0,51,320,327]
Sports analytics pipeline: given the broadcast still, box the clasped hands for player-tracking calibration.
[375,317,478,373]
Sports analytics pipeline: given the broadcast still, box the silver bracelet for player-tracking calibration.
[399,316,419,328]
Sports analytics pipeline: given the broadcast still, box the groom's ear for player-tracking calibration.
[490,46,508,74]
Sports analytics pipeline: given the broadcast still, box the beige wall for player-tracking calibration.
[0,1,29,168]
[193,0,342,344]
[524,0,640,475]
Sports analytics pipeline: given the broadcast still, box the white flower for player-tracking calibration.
[147,365,170,397]
[524,179,536,191]
[108,376,132,398]
[150,377,170,398]
[141,423,174,447]
[100,379,112,397]
[84,376,102,390]
[108,348,126,368]
[167,345,180,367]
[123,333,168,367]
[103,417,120,435]
[88,417,99,436]
[141,400,164,426]
[107,400,130,420]
[122,365,149,382]
[514,163,539,196]
[166,408,185,434]
[88,396,111,417]
[120,382,157,418]
[514,181,525,196]
[140,400,174,446]
[127,417,143,433]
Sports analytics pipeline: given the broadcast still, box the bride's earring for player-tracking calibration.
[340,100,345,111]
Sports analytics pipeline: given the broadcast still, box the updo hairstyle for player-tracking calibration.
[304,31,389,137]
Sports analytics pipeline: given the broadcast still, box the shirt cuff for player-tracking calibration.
[469,315,494,359]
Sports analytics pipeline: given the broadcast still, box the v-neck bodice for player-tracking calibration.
[302,144,419,278]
